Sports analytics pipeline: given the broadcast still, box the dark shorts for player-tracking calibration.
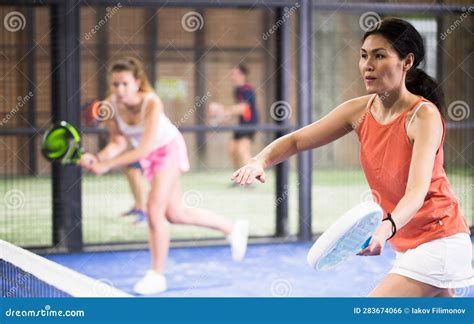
[233,131,255,141]
[127,162,142,170]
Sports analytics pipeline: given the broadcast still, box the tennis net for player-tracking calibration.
[0,239,130,297]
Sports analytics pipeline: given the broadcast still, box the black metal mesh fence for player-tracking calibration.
[0,4,294,247]
[0,2,471,249]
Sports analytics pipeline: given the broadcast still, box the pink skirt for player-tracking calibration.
[139,133,190,182]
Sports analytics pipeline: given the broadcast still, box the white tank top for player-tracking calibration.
[112,93,179,149]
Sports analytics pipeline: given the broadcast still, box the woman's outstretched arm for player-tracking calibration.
[232,96,367,184]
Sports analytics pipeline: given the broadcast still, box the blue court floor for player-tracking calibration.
[47,238,474,297]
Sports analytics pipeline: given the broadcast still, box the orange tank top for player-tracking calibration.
[356,95,469,252]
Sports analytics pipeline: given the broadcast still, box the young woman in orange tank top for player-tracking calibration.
[232,18,472,297]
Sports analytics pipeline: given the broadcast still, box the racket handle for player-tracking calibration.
[361,236,372,250]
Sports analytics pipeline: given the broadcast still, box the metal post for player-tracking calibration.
[26,7,37,175]
[297,0,312,241]
[96,6,109,99]
[145,9,158,85]
[193,9,207,166]
[50,0,83,251]
[275,7,290,237]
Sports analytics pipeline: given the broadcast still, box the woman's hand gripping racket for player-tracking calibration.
[42,121,100,171]
[307,201,383,271]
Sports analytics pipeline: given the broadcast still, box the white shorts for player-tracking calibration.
[389,233,473,289]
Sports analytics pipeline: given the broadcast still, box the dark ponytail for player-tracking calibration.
[406,68,445,115]
[362,18,445,113]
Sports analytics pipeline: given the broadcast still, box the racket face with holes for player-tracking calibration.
[41,121,82,165]
[307,201,383,271]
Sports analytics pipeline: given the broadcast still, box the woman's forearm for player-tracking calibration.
[253,133,298,169]
[106,148,148,170]
[389,188,426,230]
[96,142,126,162]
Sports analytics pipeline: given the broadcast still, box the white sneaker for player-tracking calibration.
[228,220,249,261]
[133,270,167,295]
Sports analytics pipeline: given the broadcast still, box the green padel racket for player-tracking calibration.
[41,121,83,165]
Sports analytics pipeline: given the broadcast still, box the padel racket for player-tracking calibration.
[41,121,82,165]
[307,201,383,271]
[81,99,100,126]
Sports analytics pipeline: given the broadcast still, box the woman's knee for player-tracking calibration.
[166,207,187,224]
[147,213,167,230]
[147,197,167,227]
[147,194,163,211]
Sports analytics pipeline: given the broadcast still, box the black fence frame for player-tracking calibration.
[1,0,472,252]
[0,0,308,252]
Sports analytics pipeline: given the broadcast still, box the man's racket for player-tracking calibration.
[41,121,83,165]
[307,201,383,271]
